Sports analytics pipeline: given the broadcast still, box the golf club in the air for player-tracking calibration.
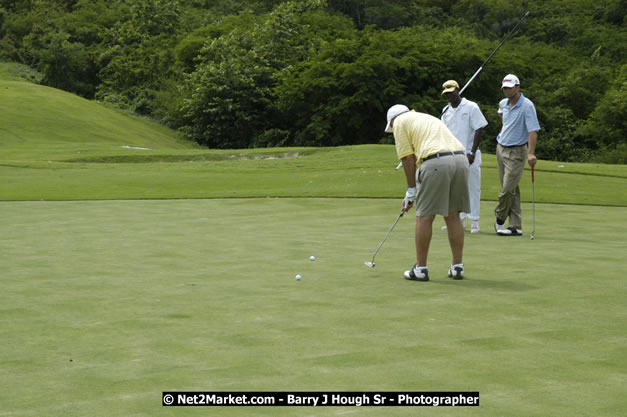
[396,10,530,171]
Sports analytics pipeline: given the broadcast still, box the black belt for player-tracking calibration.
[499,143,527,148]
[423,150,464,162]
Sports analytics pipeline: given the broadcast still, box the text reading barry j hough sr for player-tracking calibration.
[162,392,480,407]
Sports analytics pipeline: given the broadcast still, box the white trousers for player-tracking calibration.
[460,150,481,222]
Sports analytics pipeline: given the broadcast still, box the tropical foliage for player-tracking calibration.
[1,0,625,162]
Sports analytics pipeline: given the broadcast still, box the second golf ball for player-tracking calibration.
[295,274,302,280]
[309,256,316,261]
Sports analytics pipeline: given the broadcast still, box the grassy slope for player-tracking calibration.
[1,62,626,205]
[0,63,194,157]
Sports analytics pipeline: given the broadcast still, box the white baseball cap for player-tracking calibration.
[385,104,409,133]
[502,74,520,88]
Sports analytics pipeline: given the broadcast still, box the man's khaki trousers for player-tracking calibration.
[495,143,527,229]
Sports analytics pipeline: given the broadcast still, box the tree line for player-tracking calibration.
[1,0,625,162]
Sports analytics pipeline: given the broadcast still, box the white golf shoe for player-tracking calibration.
[471,221,480,233]
[507,227,523,236]
[448,264,464,280]
[495,222,512,235]
[404,265,429,282]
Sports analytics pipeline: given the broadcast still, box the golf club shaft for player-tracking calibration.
[459,10,530,95]
[370,211,404,262]
[532,166,535,236]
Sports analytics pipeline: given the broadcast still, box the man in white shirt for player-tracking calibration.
[441,80,488,233]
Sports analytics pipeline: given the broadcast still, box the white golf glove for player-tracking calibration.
[402,186,417,211]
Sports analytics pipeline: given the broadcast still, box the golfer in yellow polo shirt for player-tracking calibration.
[385,105,470,281]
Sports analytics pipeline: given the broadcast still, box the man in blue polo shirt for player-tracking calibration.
[494,74,540,236]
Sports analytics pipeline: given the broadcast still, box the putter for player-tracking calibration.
[365,211,404,268]
[531,166,535,240]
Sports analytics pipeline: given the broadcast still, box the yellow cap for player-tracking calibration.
[441,80,459,95]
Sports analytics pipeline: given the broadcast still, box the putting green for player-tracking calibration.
[1,198,624,416]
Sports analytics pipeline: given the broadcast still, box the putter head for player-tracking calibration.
[364,261,376,268]
[530,235,535,240]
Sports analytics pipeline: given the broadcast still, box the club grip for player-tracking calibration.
[531,166,535,182]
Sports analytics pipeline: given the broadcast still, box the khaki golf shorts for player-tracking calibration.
[415,154,470,217]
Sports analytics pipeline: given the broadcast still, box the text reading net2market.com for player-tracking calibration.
[162,392,480,407]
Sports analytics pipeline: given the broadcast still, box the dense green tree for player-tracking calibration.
[0,0,34,12]
[0,7,5,36]
[0,0,624,161]
[180,30,275,148]
[180,0,331,148]
[577,64,627,162]
[95,0,182,112]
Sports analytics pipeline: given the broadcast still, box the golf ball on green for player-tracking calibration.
[309,255,316,261]
[295,274,301,280]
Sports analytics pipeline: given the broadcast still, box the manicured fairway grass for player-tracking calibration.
[2,145,627,206]
[1,61,625,415]
[1,198,625,416]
